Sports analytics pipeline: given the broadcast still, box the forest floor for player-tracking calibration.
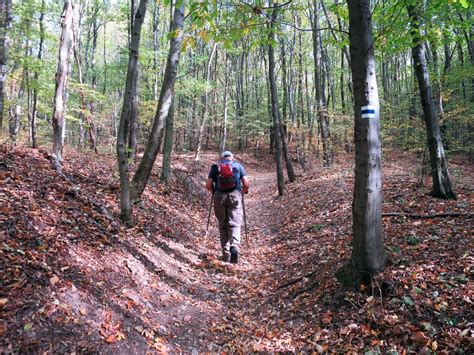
[1,144,473,353]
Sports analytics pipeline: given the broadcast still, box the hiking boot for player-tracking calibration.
[221,253,231,262]
[230,246,239,264]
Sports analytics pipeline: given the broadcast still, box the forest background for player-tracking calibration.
[1,0,472,164]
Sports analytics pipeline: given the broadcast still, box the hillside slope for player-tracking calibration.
[1,146,473,353]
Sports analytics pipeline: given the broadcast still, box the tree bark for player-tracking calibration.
[407,4,456,200]
[268,1,285,196]
[220,54,229,153]
[10,69,25,141]
[131,0,185,200]
[116,0,148,225]
[160,96,174,183]
[52,0,74,163]
[74,47,98,154]
[0,0,12,129]
[343,0,387,285]
[311,1,332,166]
[30,0,45,147]
[194,42,217,161]
[128,0,139,161]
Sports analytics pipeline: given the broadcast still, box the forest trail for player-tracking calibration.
[1,147,473,353]
[167,168,289,352]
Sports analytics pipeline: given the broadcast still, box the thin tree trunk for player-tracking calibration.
[74,47,98,153]
[160,96,174,183]
[311,1,332,166]
[220,54,229,153]
[0,0,12,129]
[342,0,387,285]
[194,42,217,161]
[52,0,74,163]
[30,0,45,147]
[152,1,159,100]
[269,1,285,196]
[10,69,25,141]
[407,4,456,200]
[131,0,185,200]
[128,0,139,161]
[116,0,148,225]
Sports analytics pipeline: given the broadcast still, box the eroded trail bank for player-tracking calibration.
[1,147,473,353]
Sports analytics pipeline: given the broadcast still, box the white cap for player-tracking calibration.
[221,151,233,158]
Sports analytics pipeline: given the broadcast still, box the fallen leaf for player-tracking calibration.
[135,325,144,333]
[105,334,117,343]
[412,331,429,344]
[50,275,59,286]
[0,298,8,307]
[0,322,7,336]
[23,322,33,331]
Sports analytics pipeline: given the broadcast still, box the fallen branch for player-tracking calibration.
[278,270,318,289]
[382,212,472,219]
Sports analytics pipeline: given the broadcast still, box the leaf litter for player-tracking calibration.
[0,145,472,353]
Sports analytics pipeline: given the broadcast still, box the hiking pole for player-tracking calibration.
[199,190,214,261]
[242,192,248,244]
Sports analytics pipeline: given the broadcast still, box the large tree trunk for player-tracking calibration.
[311,1,332,166]
[0,0,12,129]
[341,0,387,285]
[52,0,74,163]
[116,0,148,225]
[407,4,456,200]
[131,0,185,200]
[268,1,285,196]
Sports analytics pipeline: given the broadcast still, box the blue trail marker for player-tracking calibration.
[361,105,376,119]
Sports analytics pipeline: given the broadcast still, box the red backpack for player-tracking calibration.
[217,163,236,191]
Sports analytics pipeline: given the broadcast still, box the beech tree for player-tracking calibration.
[117,0,148,225]
[0,0,12,129]
[339,0,388,285]
[52,0,74,164]
[268,1,285,196]
[407,2,456,200]
[117,0,186,224]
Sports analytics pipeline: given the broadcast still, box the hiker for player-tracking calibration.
[206,151,250,263]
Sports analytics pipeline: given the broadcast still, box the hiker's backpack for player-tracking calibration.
[217,162,236,191]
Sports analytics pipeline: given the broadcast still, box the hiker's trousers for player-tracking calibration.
[213,190,243,254]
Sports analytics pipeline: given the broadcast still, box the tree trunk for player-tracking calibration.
[131,0,185,200]
[52,0,74,163]
[268,1,285,196]
[10,69,25,141]
[0,0,12,129]
[220,54,229,153]
[341,0,387,285]
[407,4,456,200]
[30,0,45,148]
[160,96,174,183]
[311,1,332,166]
[194,42,217,161]
[128,0,139,161]
[116,0,148,225]
[74,47,98,154]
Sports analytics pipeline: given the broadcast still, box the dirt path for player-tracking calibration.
[169,170,284,352]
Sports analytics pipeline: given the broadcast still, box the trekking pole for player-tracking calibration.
[242,192,248,244]
[199,190,214,261]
